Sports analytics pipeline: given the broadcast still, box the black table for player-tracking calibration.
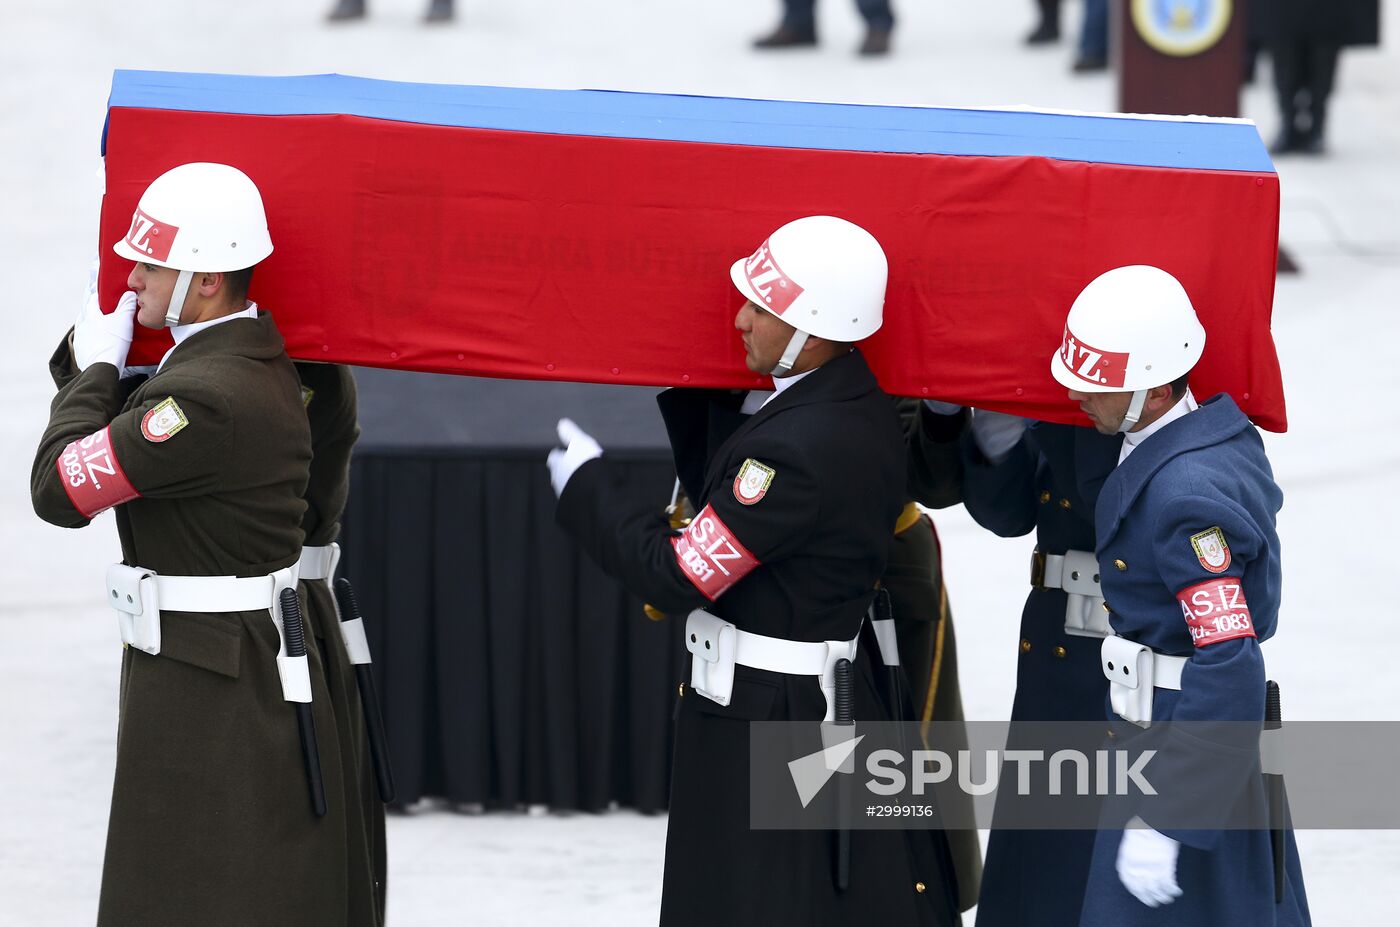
[339,367,684,812]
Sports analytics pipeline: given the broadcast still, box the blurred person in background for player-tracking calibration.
[752,0,896,57]
[327,0,454,25]
[1253,0,1381,154]
[1026,0,1062,45]
[1072,0,1108,72]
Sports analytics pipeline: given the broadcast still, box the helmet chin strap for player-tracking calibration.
[1118,389,1148,434]
[164,269,195,328]
[770,330,809,377]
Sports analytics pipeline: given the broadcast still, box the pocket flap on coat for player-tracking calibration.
[157,611,243,679]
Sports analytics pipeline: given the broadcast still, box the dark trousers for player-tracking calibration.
[1079,0,1108,59]
[1271,39,1342,143]
[1035,0,1061,27]
[782,0,895,33]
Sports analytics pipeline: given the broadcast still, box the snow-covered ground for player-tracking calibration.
[2,1,1397,924]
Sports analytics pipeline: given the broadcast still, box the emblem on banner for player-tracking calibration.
[743,239,804,315]
[141,397,189,443]
[1189,526,1232,573]
[1059,326,1130,388]
[125,208,180,263]
[1131,0,1233,57]
[733,459,776,505]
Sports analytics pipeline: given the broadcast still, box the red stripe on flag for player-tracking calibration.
[100,106,1287,431]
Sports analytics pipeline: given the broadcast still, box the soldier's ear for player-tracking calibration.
[196,271,224,297]
[1146,383,1176,411]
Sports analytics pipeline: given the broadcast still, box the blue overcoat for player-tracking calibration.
[1081,394,1311,927]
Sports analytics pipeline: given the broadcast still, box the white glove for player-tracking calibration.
[970,409,1027,464]
[547,417,603,497]
[1116,820,1182,908]
[73,289,138,376]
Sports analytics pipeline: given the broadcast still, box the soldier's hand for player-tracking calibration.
[73,290,138,376]
[970,409,1027,463]
[547,417,603,497]
[1116,821,1182,908]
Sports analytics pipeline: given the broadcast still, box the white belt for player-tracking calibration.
[104,562,309,703]
[151,573,292,612]
[685,609,859,728]
[297,543,340,582]
[1102,635,1187,729]
[1033,548,1112,638]
[295,543,373,665]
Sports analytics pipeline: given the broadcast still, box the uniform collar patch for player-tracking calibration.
[141,397,189,443]
[733,458,775,505]
[1189,526,1232,573]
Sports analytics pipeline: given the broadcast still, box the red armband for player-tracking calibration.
[57,426,140,518]
[1177,577,1256,647]
[670,503,761,600]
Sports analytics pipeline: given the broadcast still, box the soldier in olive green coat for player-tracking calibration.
[31,162,371,926]
[295,360,388,924]
[889,398,982,912]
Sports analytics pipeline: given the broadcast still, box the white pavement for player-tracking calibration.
[1,2,1397,925]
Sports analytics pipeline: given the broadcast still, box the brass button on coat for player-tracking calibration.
[677,683,685,698]
[915,882,927,894]
[1059,498,1072,509]
[1114,559,1127,571]
[1102,601,1111,612]
[1039,491,1051,504]
[1053,646,1067,659]
[1020,639,1032,653]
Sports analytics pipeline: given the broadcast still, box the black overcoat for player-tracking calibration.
[558,350,959,926]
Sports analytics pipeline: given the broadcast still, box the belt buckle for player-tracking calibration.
[1030,550,1047,588]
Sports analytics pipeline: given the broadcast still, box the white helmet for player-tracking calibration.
[112,162,273,327]
[1050,265,1206,430]
[730,216,887,375]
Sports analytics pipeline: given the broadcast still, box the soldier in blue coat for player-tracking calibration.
[947,406,1120,927]
[1050,265,1311,926]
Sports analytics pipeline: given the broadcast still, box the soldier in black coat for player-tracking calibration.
[550,216,959,926]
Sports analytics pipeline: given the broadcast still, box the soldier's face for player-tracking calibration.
[734,299,797,375]
[127,261,181,329]
[1067,388,1131,435]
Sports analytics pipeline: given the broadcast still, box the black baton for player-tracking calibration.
[280,588,327,818]
[334,578,397,804]
[834,657,854,893]
[1265,680,1285,903]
